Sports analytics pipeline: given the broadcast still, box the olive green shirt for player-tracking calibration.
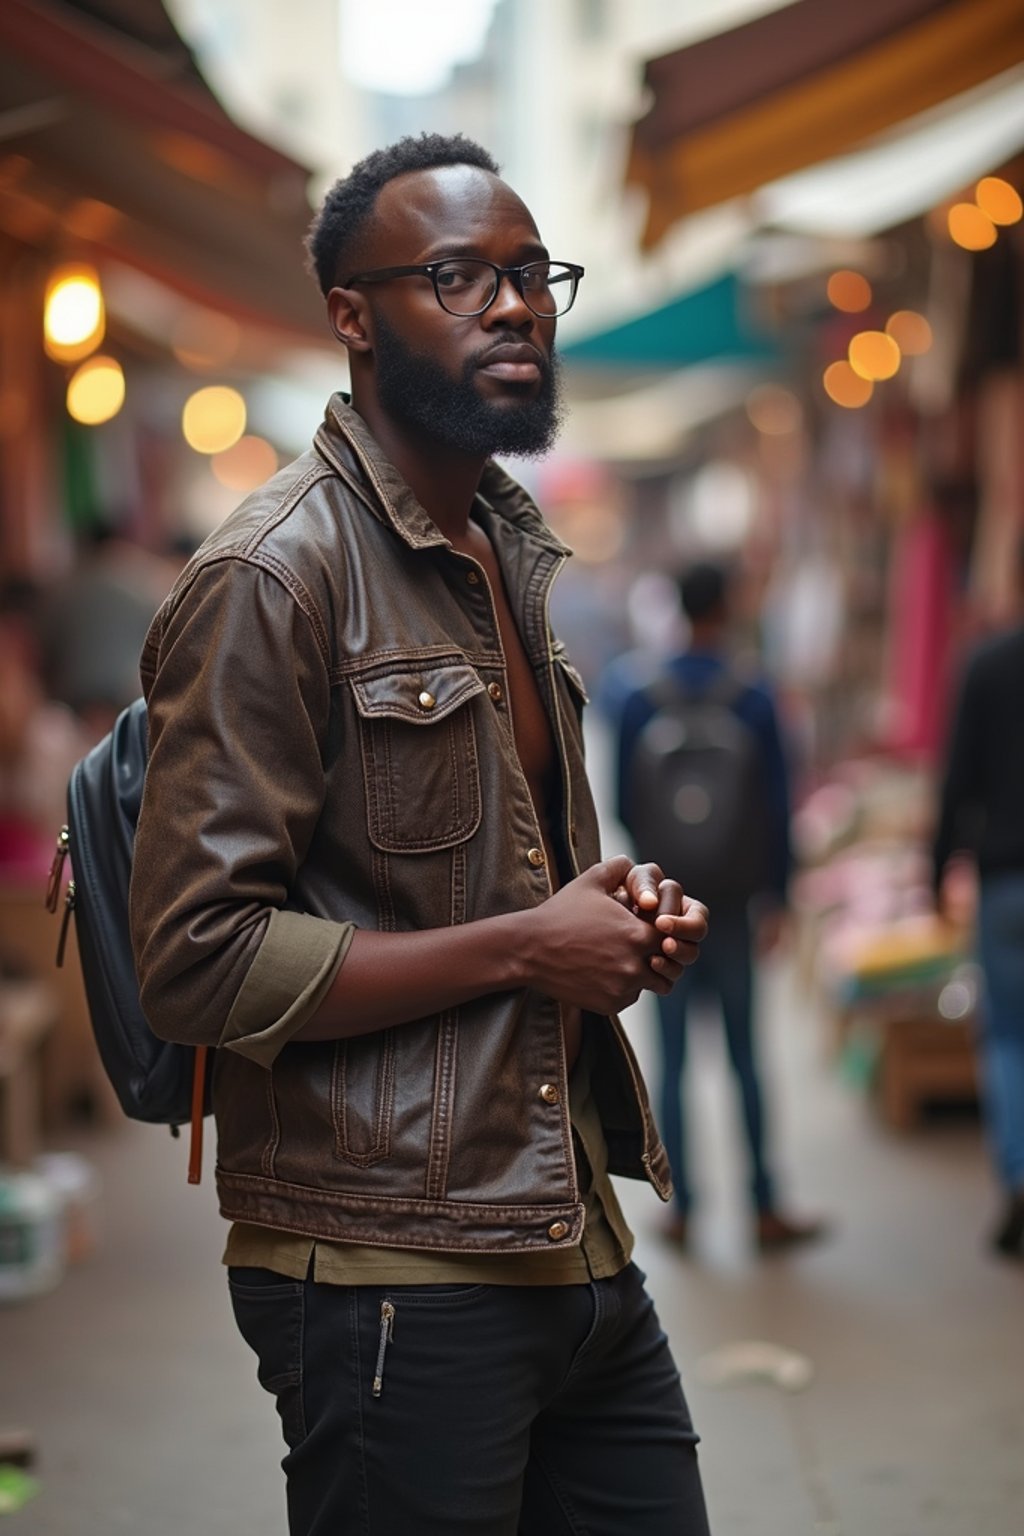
[223,1037,633,1285]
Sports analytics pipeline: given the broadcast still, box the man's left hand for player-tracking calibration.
[614,862,708,985]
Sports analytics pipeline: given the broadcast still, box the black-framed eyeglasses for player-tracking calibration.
[341,258,585,318]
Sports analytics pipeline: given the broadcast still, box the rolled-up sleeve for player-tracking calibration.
[219,909,353,1068]
[131,555,353,1061]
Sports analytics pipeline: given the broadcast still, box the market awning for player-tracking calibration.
[627,0,1024,249]
[561,272,778,371]
[758,67,1024,237]
[0,0,329,341]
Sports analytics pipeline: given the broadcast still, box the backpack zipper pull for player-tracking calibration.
[56,881,76,968]
[372,1300,395,1398]
[46,825,69,914]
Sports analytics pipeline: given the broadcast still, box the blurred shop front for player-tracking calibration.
[554,0,1024,1135]
[0,0,333,1218]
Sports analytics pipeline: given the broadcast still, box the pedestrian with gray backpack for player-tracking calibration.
[615,561,827,1254]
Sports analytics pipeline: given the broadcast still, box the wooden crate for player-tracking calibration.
[877,1014,978,1131]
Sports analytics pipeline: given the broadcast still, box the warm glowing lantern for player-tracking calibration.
[948,203,997,251]
[884,311,933,356]
[182,385,246,454]
[823,361,873,409]
[975,177,1022,227]
[44,265,105,362]
[826,270,872,313]
[848,331,901,381]
[66,355,125,425]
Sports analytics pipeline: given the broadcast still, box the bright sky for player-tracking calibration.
[338,0,501,95]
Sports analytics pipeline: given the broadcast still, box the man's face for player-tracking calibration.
[351,166,564,458]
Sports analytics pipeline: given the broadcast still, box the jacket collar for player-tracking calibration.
[314,392,571,559]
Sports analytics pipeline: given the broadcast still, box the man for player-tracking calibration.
[130,134,712,1534]
[933,551,1024,1261]
[614,561,824,1254]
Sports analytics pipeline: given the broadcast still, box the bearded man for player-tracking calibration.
[131,133,711,1535]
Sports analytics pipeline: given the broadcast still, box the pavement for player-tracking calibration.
[2,727,1022,1534]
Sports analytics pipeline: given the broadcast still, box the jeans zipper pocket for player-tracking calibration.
[372,1299,395,1398]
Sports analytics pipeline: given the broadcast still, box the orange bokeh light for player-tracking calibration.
[948,202,997,251]
[211,435,279,492]
[823,361,873,409]
[974,177,1022,227]
[848,331,900,382]
[884,311,933,357]
[826,270,872,313]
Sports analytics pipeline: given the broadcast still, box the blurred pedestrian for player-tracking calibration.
[615,560,826,1253]
[131,134,712,1533]
[933,541,1024,1261]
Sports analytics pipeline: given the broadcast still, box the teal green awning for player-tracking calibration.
[562,273,778,369]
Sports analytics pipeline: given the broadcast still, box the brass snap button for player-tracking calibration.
[487,682,503,702]
[466,570,480,585]
[538,1083,560,1105]
[547,1221,570,1242]
[417,690,436,710]
[527,847,546,868]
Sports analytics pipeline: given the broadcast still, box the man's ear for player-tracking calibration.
[327,287,372,353]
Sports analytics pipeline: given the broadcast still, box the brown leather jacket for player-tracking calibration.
[130,395,670,1253]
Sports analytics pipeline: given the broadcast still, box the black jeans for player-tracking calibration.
[227,1260,711,1535]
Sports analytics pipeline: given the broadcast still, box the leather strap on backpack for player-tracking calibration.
[188,1046,208,1185]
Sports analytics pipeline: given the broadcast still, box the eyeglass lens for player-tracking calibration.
[435,260,576,316]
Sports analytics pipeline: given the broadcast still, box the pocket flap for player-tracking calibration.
[350,663,485,724]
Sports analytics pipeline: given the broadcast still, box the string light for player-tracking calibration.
[848,331,901,381]
[823,361,872,409]
[884,311,932,356]
[211,435,278,491]
[974,177,1022,226]
[182,386,246,454]
[947,202,997,251]
[745,384,802,436]
[44,265,105,362]
[66,355,125,425]
[826,270,872,313]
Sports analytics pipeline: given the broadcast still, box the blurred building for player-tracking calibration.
[0,0,337,586]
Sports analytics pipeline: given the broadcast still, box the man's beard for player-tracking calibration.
[372,311,564,459]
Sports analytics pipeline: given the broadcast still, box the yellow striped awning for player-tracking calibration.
[628,0,1024,248]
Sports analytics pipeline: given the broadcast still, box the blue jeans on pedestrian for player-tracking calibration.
[977,872,1024,1192]
[656,903,774,1216]
[228,1260,710,1535]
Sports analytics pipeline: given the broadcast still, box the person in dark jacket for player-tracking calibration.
[934,558,1024,1260]
[131,134,712,1534]
[615,561,825,1254]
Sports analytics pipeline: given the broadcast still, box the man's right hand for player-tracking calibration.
[515,855,706,1015]
[300,857,707,1044]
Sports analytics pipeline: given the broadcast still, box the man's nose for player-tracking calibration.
[483,271,534,328]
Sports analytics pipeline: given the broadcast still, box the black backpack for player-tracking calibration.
[621,668,771,904]
[46,697,211,1182]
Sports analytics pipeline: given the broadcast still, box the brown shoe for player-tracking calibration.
[756,1209,828,1253]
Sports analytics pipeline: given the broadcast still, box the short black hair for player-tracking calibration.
[678,561,729,623]
[305,133,501,297]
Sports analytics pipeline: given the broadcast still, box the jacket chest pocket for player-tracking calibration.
[351,662,485,853]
